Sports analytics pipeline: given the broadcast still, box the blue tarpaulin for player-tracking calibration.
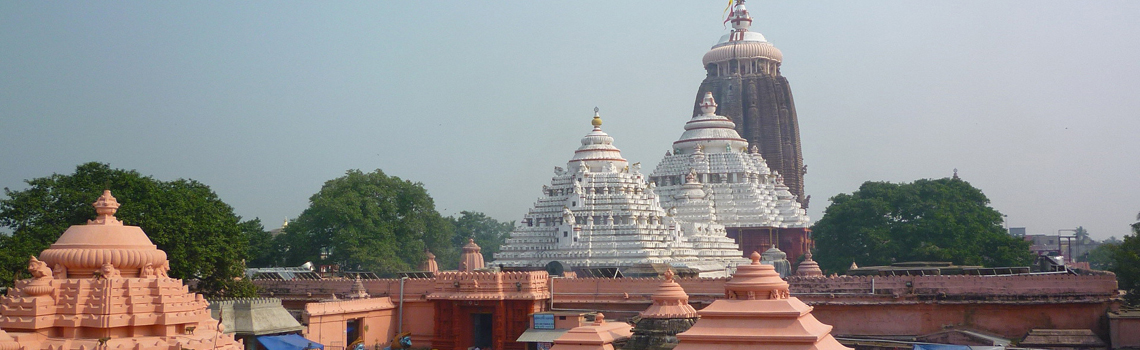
[257,334,325,350]
[914,344,971,350]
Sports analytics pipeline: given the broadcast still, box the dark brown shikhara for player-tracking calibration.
[693,66,806,208]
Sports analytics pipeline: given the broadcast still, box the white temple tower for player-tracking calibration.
[494,110,744,276]
[651,92,812,261]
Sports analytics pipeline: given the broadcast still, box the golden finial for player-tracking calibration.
[591,107,602,127]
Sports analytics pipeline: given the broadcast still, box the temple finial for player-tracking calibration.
[88,190,122,226]
[699,92,718,115]
[591,107,602,128]
[728,0,753,41]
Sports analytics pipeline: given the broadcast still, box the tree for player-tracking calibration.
[0,162,257,297]
[450,211,514,263]
[1085,242,1118,271]
[243,218,281,268]
[1110,212,1140,305]
[279,169,456,275]
[812,177,1033,273]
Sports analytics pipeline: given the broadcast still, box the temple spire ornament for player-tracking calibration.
[88,189,122,225]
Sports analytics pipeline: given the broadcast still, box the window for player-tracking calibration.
[563,232,568,237]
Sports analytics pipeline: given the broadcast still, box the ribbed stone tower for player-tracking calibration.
[694,0,808,208]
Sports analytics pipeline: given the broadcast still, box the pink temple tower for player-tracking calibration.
[0,190,242,350]
[674,251,851,350]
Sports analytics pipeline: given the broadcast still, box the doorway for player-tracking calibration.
[470,313,493,349]
[346,318,362,346]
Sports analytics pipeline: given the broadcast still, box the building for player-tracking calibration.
[651,92,812,262]
[494,111,745,276]
[693,0,808,209]
[0,191,245,350]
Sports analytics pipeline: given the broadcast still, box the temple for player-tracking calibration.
[652,92,812,262]
[494,110,745,276]
[0,190,242,350]
[675,252,851,350]
[694,0,808,209]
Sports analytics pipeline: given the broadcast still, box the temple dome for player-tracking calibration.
[641,269,698,319]
[703,41,783,66]
[702,0,783,65]
[724,251,789,299]
[569,109,628,172]
[459,239,485,272]
[37,190,169,278]
[794,252,824,277]
[420,250,440,273]
[673,93,748,155]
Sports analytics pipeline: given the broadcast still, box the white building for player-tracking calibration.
[493,110,745,276]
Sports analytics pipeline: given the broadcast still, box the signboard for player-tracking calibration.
[533,314,555,330]
[537,342,552,350]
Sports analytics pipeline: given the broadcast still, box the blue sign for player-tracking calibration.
[534,314,555,330]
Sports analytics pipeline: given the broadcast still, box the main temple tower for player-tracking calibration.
[694,0,808,207]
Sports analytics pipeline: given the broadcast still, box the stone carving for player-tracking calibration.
[554,166,565,175]
[157,260,170,278]
[141,263,157,278]
[563,207,576,226]
[28,256,52,279]
[52,263,67,280]
[96,263,121,280]
[24,256,55,296]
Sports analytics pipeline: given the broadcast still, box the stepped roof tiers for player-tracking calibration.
[625,269,699,350]
[693,0,808,208]
[652,92,811,262]
[674,252,852,350]
[494,111,745,276]
[0,190,242,350]
[652,92,809,230]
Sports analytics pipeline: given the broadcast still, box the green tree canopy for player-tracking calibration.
[279,169,456,274]
[1110,213,1140,305]
[450,211,514,263]
[812,177,1033,273]
[0,162,256,297]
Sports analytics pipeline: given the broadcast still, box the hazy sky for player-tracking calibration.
[2,1,1138,241]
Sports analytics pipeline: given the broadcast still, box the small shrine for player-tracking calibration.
[625,270,699,350]
[551,313,632,350]
[793,251,824,277]
[0,190,242,350]
[674,251,852,350]
[460,239,486,272]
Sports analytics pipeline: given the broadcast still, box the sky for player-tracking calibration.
[2,1,1138,241]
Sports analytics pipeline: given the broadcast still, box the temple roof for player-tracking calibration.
[460,239,485,272]
[704,0,783,65]
[569,108,628,172]
[641,269,698,319]
[38,190,169,278]
[0,190,241,350]
[674,251,852,350]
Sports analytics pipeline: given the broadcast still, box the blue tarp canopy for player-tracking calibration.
[914,344,971,350]
[257,334,325,350]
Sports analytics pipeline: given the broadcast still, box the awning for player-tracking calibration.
[258,334,325,350]
[516,329,569,342]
